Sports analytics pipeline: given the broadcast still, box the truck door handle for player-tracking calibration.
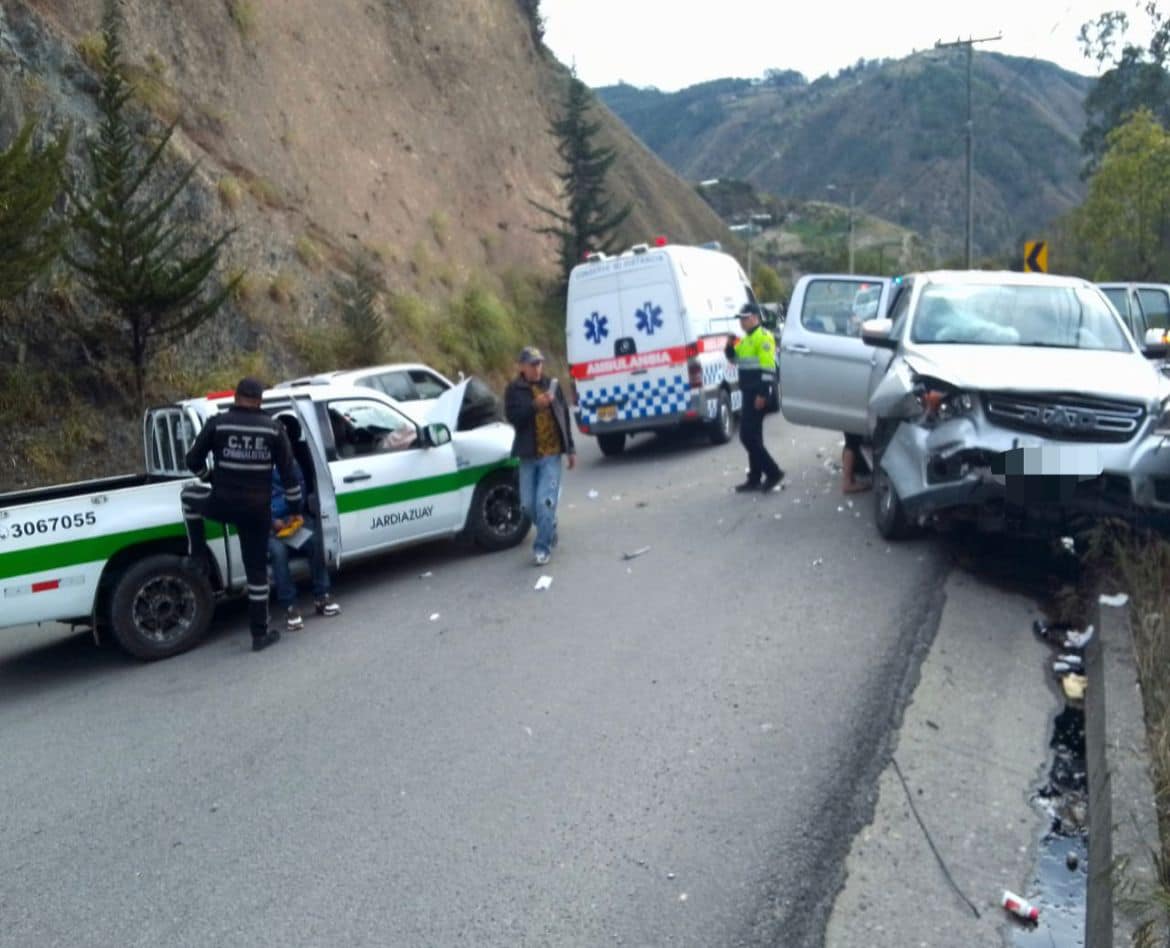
[342,471,372,483]
[784,344,811,355]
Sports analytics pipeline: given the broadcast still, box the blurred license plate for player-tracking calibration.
[597,405,617,421]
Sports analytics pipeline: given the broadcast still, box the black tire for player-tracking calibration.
[108,554,214,660]
[597,432,626,457]
[874,464,913,541]
[708,390,733,445]
[468,471,530,551]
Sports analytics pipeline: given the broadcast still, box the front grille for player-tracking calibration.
[984,394,1145,443]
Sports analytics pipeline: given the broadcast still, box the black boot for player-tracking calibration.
[734,479,761,493]
[252,628,281,652]
[762,470,786,492]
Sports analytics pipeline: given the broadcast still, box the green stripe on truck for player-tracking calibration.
[0,461,514,581]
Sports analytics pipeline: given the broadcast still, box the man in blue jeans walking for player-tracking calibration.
[504,346,576,566]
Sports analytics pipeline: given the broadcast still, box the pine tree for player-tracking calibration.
[336,255,385,365]
[67,0,237,405]
[532,73,631,293]
[0,120,68,300]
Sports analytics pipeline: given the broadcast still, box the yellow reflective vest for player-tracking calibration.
[733,325,777,397]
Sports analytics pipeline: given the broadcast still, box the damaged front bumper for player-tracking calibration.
[880,412,1170,531]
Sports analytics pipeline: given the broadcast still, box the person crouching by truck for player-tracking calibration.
[725,303,785,494]
[504,346,576,567]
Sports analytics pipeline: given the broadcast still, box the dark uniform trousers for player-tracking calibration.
[181,484,271,637]
[739,393,782,485]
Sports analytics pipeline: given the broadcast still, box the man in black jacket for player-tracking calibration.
[182,377,301,652]
[504,346,576,566]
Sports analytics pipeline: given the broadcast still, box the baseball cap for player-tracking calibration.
[738,302,762,319]
[235,376,266,400]
[518,346,545,364]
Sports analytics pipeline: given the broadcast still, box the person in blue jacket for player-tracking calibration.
[268,415,341,631]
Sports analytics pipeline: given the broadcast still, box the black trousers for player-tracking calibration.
[181,484,271,637]
[739,394,782,484]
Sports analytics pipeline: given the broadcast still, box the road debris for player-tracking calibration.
[622,546,651,561]
[1002,890,1040,923]
[1061,536,1076,553]
[534,575,553,591]
[1064,625,1094,649]
[1061,674,1088,701]
[587,489,600,499]
[811,557,824,567]
[429,613,440,622]
[418,571,433,579]
[1099,592,1129,607]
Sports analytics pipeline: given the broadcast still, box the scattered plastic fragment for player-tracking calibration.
[1002,890,1040,922]
[587,489,600,499]
[1064,626,1094,649]
[419,571,433,579]
[773,513,782,520]
[678,893,688,903]
[812,557,824,567]
[534,575,553,591]
[1061,674,1088,701]
[429,613,440,622]
[1061,536,1076,553]
[622,546,651,561]
[1099,592,1129,607]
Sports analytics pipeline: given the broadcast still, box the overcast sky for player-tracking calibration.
[540,1,1147,91]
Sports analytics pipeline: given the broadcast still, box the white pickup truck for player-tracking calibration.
[0,380,528,660]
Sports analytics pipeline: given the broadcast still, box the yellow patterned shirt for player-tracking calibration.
[532,385,561,456]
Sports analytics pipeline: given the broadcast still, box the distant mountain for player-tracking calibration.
[598,53,1094,262]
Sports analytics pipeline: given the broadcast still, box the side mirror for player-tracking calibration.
[1142,328,1169,359]
[861,317,898,350]
[421,422,452,448]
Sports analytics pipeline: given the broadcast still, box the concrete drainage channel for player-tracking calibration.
[824,567,1162,948]
[998,599,1159,948]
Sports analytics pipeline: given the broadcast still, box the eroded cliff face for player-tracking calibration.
[7,0,724,301]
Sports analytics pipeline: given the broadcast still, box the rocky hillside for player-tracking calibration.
[599,52,1094,261]
[3,0,725,364]
[0,0,726,489]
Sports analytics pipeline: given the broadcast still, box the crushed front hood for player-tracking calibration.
[904,346,1164,404]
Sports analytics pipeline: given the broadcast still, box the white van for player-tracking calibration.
[565,241,756,456]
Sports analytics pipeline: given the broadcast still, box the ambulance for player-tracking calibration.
[565,240,757,456]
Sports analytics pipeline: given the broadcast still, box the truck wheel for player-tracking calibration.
[469,471,530,551]
[708,391,733,445]
[597,433,626,457]
[108,554,214,660]
[874,465,913,541]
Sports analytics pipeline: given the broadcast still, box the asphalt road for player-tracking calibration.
[0,414,954,948]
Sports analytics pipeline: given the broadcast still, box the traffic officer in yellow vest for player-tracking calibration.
[725,302,785,493]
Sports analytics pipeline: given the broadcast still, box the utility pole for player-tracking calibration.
[847,187,855,275]
[935,33,1000,268]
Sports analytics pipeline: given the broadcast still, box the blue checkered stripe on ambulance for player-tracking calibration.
[578,374,690,425]
[701,357,733,387]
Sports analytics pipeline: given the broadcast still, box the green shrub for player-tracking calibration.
[295,234,326,270]
[218,176,244,211]
[227,0,257,39]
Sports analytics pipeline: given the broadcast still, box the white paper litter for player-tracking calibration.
[534,575,553,591]
[429,613,440,621]
[419,571,433,579]
[1099,592,1129,607]
[812,557,824,567]
[1064,625,1095,649]
[1061,536,1076,553]
[587,489,599,499]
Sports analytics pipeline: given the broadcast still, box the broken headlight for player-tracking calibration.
[915,381,975,424]
[1155,396,1170,436]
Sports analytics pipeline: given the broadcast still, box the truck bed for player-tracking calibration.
[0,472,184,510]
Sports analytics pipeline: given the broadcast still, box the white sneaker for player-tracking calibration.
[533,550,550,566]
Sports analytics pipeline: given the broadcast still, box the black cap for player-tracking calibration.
[235,376,265,400]
[738,302,762,319]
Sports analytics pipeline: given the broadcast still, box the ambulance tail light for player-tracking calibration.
[687,358,703,388]
[654,235,667,247]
